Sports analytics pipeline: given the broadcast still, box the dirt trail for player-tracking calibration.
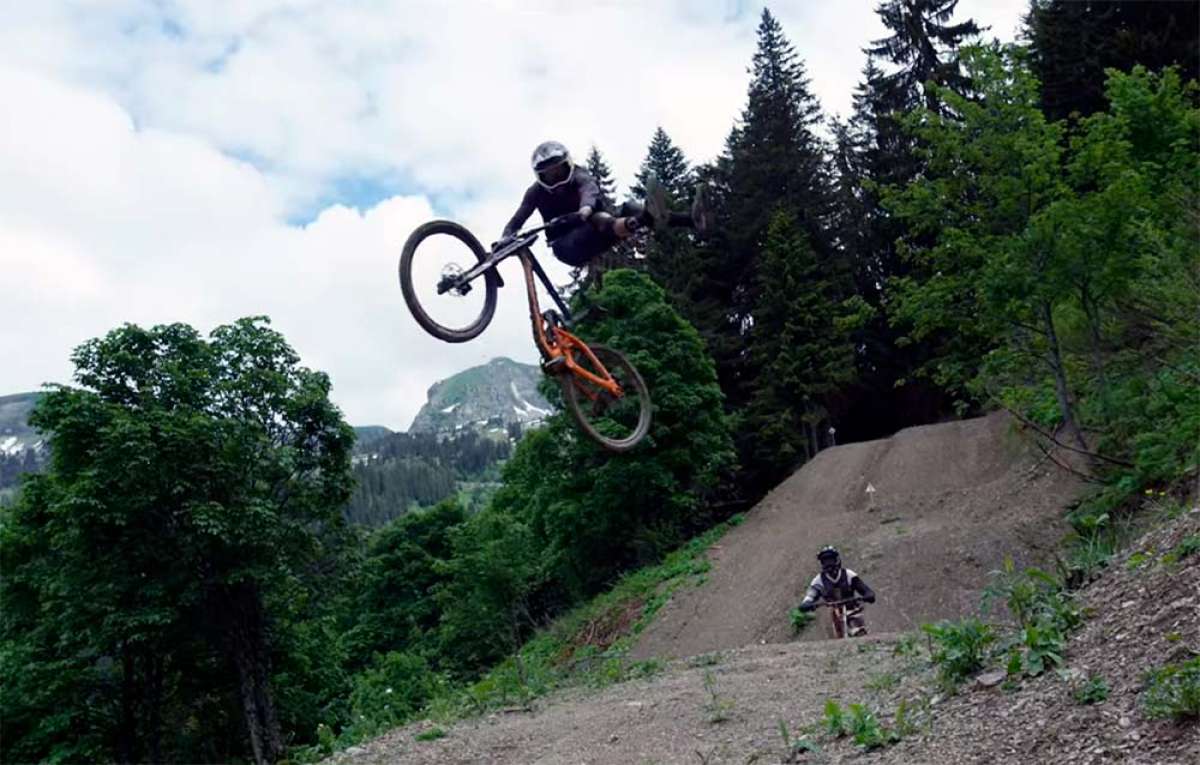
[334,635,922,765]
[332,504,1200,765]
[632,413,1080,658]
[330,415,1200,765]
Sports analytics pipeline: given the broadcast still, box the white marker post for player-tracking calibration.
[865,483,876,512]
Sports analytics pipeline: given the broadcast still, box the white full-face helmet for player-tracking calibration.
[531,140,574,190]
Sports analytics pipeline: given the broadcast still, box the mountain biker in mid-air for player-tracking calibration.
[501,140,711,268]
[797,546,877,637]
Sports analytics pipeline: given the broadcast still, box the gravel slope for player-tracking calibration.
[632,412,1080,658]
[328,414,1200,765]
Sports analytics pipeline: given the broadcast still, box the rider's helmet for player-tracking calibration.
[531,140,574,190]
[817,546,842,579]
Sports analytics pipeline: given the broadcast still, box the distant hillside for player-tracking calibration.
[0,357,546,519]
[0,393,47,501]
[0,392,42,455]
[344,358,552,526]
[345,430,511,526]
[353,425,394,449]
[408,357,550,435]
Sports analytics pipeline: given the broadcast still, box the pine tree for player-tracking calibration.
[570,145,635,291]
[866,0,982,114]
[631,126,693,203]
[583,145,617,209]
[825,2,984,439]
[709,9,837,407]
[1025,0,1200,122]
[744,211,857,486]
[629,127,699,316]
[726,8,833,257]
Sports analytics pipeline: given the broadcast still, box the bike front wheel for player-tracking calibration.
[399,220,499,343]
[560,344,652,452]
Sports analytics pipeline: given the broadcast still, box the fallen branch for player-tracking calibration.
[1032,438,1104,484]
[993,399,1134,469]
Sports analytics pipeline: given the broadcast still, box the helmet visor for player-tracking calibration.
[536,158,572,188]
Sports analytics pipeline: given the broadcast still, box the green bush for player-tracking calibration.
[347,652,438,736]
[984,561,1081,631]
[789,607,816,634]
[822,700,846,737]
[1073,675,1109,705]
[922,618,995,685]
[1143,657,1200,721]
[414,727,446,742]
[1019,620,1065,676]
[865,671,900,692]
[701,670,734,723]
[777,719,819,759]
[1162,534,1200,567]
[847,703,897,749]
[823,701,900,750]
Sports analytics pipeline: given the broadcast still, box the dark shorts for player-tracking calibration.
[550,222,619,267]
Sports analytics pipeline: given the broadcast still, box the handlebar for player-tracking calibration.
[814,598,860,608]
[494,212,587,251]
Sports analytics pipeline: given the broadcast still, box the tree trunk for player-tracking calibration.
[147,652,163,765]
[1041,301,1089,454]
[1079,284,1109,403]
[222,582,283,765]
[119,643,137,764]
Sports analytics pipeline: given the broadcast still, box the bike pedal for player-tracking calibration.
[541,356,567,375]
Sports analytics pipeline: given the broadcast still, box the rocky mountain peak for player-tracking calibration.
[408,357,551,435]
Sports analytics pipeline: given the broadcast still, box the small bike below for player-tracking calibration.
[399,214,652,452]
[813,598,867,639]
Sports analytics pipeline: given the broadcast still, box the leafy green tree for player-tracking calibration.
[442,270,734,663]
[724,8,832,266]
[343,499,466,668]
[887,45,1086,442]
[435,509,544,675]
[0,318,354,764]
[674,10,838,500]
[632,127,705,324]
[887,46,1199,477]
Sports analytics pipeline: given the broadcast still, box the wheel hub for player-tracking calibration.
[437,263,471,296]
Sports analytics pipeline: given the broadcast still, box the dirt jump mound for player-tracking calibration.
[632,412,1082,659]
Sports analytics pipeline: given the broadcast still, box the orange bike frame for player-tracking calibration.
[519,253,623,400]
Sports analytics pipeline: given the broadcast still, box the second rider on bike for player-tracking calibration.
[501,140,711,268]
[797,546,877,637]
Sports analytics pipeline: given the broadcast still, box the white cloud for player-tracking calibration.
[0,65,540,428]
[1,1,1025,429]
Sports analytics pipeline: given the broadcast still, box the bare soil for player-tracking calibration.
[632,412,1079,657]
[328,414,1200,764]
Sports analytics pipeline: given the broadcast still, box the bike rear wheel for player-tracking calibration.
[399,220,499,343]
[560,344,652,452]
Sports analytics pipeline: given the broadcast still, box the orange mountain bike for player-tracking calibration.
[399,214,651,451]
[814,598,868,639]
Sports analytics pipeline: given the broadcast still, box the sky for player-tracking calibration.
[1,0,1027,430]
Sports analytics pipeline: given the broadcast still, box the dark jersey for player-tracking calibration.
[502,167,602,236]
[800,568,875,606]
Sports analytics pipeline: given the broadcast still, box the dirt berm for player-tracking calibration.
[631,412,1081,658]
